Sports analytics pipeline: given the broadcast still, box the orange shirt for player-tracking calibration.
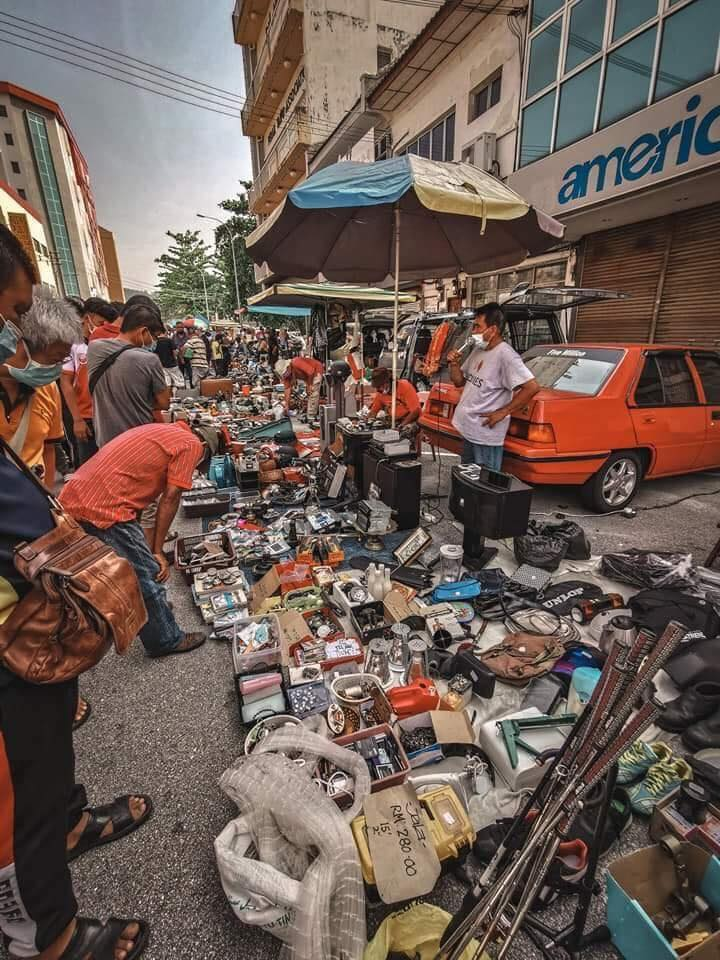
[289,357,324,382]
[62,343,92,419]
[59,422,203,529]
[0,382,63,471]
[89,321,122,342]
[369,379,421,421]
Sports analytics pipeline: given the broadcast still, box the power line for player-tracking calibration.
[0,34,244,119]
[0,8,245,103]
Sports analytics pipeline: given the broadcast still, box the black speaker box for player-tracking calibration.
[362,447,421,530]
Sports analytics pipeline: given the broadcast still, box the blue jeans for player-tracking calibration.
[81,519,183,656]
[461,440,504,471]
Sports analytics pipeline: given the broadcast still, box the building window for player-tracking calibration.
[375,130,392,161]
[520,90,555,167]
[600,26,657,129]
[531,0,563,30]
[10,161,20,174]
[25,111,80,297]
[0,106,7,117]
[400,111,455,162]
[519,0,720,169]
[17,189,26,200]
[565,0,606,73]
[527,20,562,98]
[612,0,657,43]
[32,238,41,253]
[469,70,502,122]
[4,132,13,146]
[377,46,392,71]
[655,0,720,102]
[556,60,601,149]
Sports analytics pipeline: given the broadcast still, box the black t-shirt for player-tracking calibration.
[155,336,177,369]
[0,452,55,686]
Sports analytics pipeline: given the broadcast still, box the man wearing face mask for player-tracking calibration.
[447,302,539,470]
[87,299,170,448]
[0,291,82,485]
[0,225,35,362]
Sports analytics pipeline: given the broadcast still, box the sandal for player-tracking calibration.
[67,795,153,863]
[73,697,92,732]
[59,916,149,960]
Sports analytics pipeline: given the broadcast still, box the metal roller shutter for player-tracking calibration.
[575,218,669,343]
[576,203,720,347]
[654,203,720,348]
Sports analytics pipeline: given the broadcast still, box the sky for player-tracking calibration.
[0,0,252,290]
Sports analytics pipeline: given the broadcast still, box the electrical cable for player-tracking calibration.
[532,486,720,520]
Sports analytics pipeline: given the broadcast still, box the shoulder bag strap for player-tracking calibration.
[8,398,33,456]
[88,344,137,394]
[0,434,63,512]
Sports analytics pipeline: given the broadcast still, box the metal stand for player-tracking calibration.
[521,765,617,959]
[462,529,497,570]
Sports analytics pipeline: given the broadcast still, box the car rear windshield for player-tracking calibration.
[523,347,624,396]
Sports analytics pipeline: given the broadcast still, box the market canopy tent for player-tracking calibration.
[247,155,564,423]
[248,282,417,310]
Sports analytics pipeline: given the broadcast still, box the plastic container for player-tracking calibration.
[230,613,282,673]
[439,544,463,583]
[568,667,601,716]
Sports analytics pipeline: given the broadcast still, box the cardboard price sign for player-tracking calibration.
[363,784,441,903]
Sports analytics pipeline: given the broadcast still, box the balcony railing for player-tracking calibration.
[248,112,311,213]
[240,0,303,138]
[232,0,270,45]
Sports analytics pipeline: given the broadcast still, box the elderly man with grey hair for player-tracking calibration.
[0,289,82,484]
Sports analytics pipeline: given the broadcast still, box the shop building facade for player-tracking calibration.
[509,0,720,346]
[0,82,109,299]
[0,180,57,290]
[233,0,431,242]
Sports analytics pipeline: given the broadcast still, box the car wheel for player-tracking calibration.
[581,451,641,513]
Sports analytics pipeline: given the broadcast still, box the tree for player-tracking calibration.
[154,230,222,320]
[213,183,259,317]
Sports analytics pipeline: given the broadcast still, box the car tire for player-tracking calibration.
[581,451,642,513]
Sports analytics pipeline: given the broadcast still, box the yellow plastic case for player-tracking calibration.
[351,785,475,886]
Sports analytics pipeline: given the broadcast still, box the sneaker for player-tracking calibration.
[617,740,673,785]
[628,759,692,816]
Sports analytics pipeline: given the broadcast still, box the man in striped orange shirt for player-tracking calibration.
[59,422,208,657]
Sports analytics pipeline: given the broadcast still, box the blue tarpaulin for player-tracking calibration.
[289,157,413,210]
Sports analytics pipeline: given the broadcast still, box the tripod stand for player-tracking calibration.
[521,765,617,959]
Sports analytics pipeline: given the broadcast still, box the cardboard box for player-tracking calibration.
[200,378,233,397]
[397,710,475,768]
[650,786,720,855]
[606,843,720,959]
[383,588,419,624]
[277,609,312,667]
[249,566,281,613]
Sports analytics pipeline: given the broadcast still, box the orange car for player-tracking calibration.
[421,343,720,512]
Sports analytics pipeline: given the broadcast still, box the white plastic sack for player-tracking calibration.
[214,813,300,942]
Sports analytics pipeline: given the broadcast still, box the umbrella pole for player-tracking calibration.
[391,202,400,429]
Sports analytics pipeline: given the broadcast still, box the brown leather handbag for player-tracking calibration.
[0,440,147,683]
[479,632,567,686]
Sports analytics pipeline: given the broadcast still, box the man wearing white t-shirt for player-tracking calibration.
[448,302,539,470]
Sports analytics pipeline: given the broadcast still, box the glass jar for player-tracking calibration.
[440,544,463,582]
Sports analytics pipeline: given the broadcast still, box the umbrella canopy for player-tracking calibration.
[246,155,565,283]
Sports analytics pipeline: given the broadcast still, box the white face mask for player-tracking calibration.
[471,333,489,351]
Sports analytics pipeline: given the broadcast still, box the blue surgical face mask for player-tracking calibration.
[0,313,21,363]
[6,343,63,387]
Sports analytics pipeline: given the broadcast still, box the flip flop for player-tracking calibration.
[67,795,153,863]
[58,917,149,960]
[73,697,92,732]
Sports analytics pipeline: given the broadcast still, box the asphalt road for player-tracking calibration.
[58,455,719,960]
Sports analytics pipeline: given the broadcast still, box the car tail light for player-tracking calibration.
[508,419,556,443]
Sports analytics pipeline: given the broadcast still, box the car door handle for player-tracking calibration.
[642,416,656,424]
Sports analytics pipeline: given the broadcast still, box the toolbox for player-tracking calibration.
[351,785,475,886]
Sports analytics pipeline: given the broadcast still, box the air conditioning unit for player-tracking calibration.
[462,132,497,172]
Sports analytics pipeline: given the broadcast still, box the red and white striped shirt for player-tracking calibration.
[59,422,203,528]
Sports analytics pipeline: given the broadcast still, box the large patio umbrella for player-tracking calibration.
[247,155,564,424]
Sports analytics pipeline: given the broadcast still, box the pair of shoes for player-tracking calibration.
[617,740,693,815]
[658,683,720,749]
